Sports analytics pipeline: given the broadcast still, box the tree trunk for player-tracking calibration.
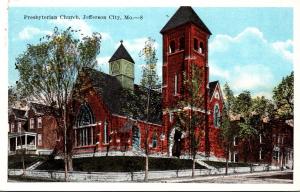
[68,154,73,171]
[225,145,229,175]
[64,153,68,182]
[63,102,68,182]
[280,150,284,170]
[106,145,110,156]
[144,155,149,182]
[19,136,26,176]
[144,85,151,182]
[192,157,195,178]
[22,149,26,176]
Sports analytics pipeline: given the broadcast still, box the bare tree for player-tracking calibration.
[139,37,160,182]
[174,64,206,178]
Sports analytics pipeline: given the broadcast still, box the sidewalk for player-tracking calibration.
[7,165,285,182]
[151,170,293,183]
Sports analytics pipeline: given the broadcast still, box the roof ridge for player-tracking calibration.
[160,6,211,35]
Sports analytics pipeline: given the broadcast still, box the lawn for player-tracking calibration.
[36,156,207,172]
[8,155,47,169]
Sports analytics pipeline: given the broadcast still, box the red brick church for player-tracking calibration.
[71,6,224,159]
[8,6,225,159]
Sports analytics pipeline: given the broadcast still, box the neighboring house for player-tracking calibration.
[8,108,29,155]
[228,117,293,167]
[269,118,293,168]
[8,103,58,155]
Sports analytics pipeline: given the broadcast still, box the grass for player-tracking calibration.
[203,160,251,168]
[36,156,207,172]
[8,155,47,169]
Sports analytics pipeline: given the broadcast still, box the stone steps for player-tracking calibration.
[195,159,219,174]
[26,161,44,170]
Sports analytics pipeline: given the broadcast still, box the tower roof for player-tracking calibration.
[109,41,135,63]
[160,6,212,35]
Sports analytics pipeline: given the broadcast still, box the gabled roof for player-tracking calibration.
[10,108,26,119]
[209,81,218,99]
[160,6,212,35]
[108,41,135,63]
[29,102,60,116]
[80,67,162,124]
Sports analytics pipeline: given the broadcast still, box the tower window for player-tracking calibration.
[193,38,199,51]
[174,74,178,95]
[169,40,176,53]
[179,37,185,50]
[199,42,204,54]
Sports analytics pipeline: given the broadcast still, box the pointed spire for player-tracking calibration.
[109,41,135,63]
[160,6,211,35]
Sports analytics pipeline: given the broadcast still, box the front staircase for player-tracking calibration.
[26,161,44,170]
[195,159,219,174]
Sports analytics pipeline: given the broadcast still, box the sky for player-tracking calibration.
[8,7,293,99]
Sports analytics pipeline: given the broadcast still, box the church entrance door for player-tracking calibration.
[172,129,182,157]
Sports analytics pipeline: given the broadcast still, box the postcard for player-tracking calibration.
[1,0,299,191]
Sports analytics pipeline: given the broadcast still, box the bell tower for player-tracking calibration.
[109,40,135,90]
[160,6,211,156]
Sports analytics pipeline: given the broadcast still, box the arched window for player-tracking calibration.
[214,104,220,128]
[199,42,204,54]
[179,37,185,50]
[193,38,199,51]
[169,40,176,53]
[152,133,157,148]
[76,104,95,127]
[75,104,96,146]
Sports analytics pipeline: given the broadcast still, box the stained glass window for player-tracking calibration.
[77,104,95,127]
[214,104,220,128]
[75,104,96,146]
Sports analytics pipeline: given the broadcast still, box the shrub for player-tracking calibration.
[36,156,206,172]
